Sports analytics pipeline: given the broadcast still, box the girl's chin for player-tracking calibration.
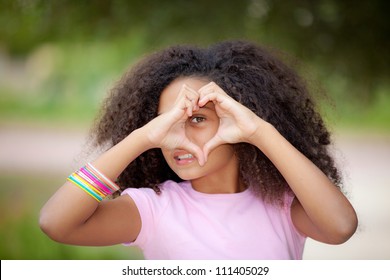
[176,173,199,181]
[173,169,203,181]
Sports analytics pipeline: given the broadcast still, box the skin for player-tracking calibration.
[157,78,245,194]
[39,77,358,247]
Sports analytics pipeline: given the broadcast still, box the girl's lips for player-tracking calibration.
[175,154,193,160]
[173,150,196,165]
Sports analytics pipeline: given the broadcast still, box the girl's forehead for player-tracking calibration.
[158,77,209,112]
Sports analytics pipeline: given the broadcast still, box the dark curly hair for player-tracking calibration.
[90,40,342,204]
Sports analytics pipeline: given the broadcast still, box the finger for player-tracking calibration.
[181,84,200,113]
[186,97,199,114]
[198,81,219,94]
[175,85,196,116]
[184,98,193,116]
[199,92,230,109]
[191,98,199,112]
[198,84,229,108]
[198,82,215,101]
[183,141,206,166]
[203,135,224,162]
[177,84,196,101]
[198,81,226,96]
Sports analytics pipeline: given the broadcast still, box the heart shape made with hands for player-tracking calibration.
[164,82,256,166]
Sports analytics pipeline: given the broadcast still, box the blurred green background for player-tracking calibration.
[0,0,389,259]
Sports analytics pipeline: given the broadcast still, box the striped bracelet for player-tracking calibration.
[67,163,120,202]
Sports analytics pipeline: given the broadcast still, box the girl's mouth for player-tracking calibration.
[175,154,193,160]
[173,151,196,165]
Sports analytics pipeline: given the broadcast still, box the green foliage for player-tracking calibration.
[1,0,388,81]
[0,0,389,129]
[0,37,145,124]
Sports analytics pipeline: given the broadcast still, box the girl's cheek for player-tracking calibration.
[161,149,172,164]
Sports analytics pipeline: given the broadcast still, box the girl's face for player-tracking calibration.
[158,77,238,183]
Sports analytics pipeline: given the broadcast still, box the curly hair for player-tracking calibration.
[90,40,342,204]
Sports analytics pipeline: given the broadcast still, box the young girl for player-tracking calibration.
[39,40,358,259]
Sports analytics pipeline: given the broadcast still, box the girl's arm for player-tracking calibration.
[198,82,358,244]
[249,122,358,244]
[40,84,204,246]
[39,128,151,245]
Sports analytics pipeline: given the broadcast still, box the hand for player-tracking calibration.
[198,82,262,161]
[144,84,206,166]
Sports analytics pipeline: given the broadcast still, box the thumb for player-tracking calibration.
[184,141,206,167]
[203,135,224,163]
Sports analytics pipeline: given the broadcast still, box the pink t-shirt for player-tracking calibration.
[121,180,305,259]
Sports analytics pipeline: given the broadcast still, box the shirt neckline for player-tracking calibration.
[180,180,251,199]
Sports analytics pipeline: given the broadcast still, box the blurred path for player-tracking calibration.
[0,124,88,174]
[304,132,390,259]
[1,125,389,259]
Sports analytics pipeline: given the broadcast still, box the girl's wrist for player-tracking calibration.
[127,126,156,151]
[246,117,273,146]
[250,121,288,157]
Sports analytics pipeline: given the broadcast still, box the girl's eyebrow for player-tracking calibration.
[157,101,215,115]
[196,106,214,113]
[198,102,215,111]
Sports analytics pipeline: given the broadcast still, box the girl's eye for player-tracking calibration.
[190,116,206,123]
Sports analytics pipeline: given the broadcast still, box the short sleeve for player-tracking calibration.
[284,193,307,239]
[120,188,162,247]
